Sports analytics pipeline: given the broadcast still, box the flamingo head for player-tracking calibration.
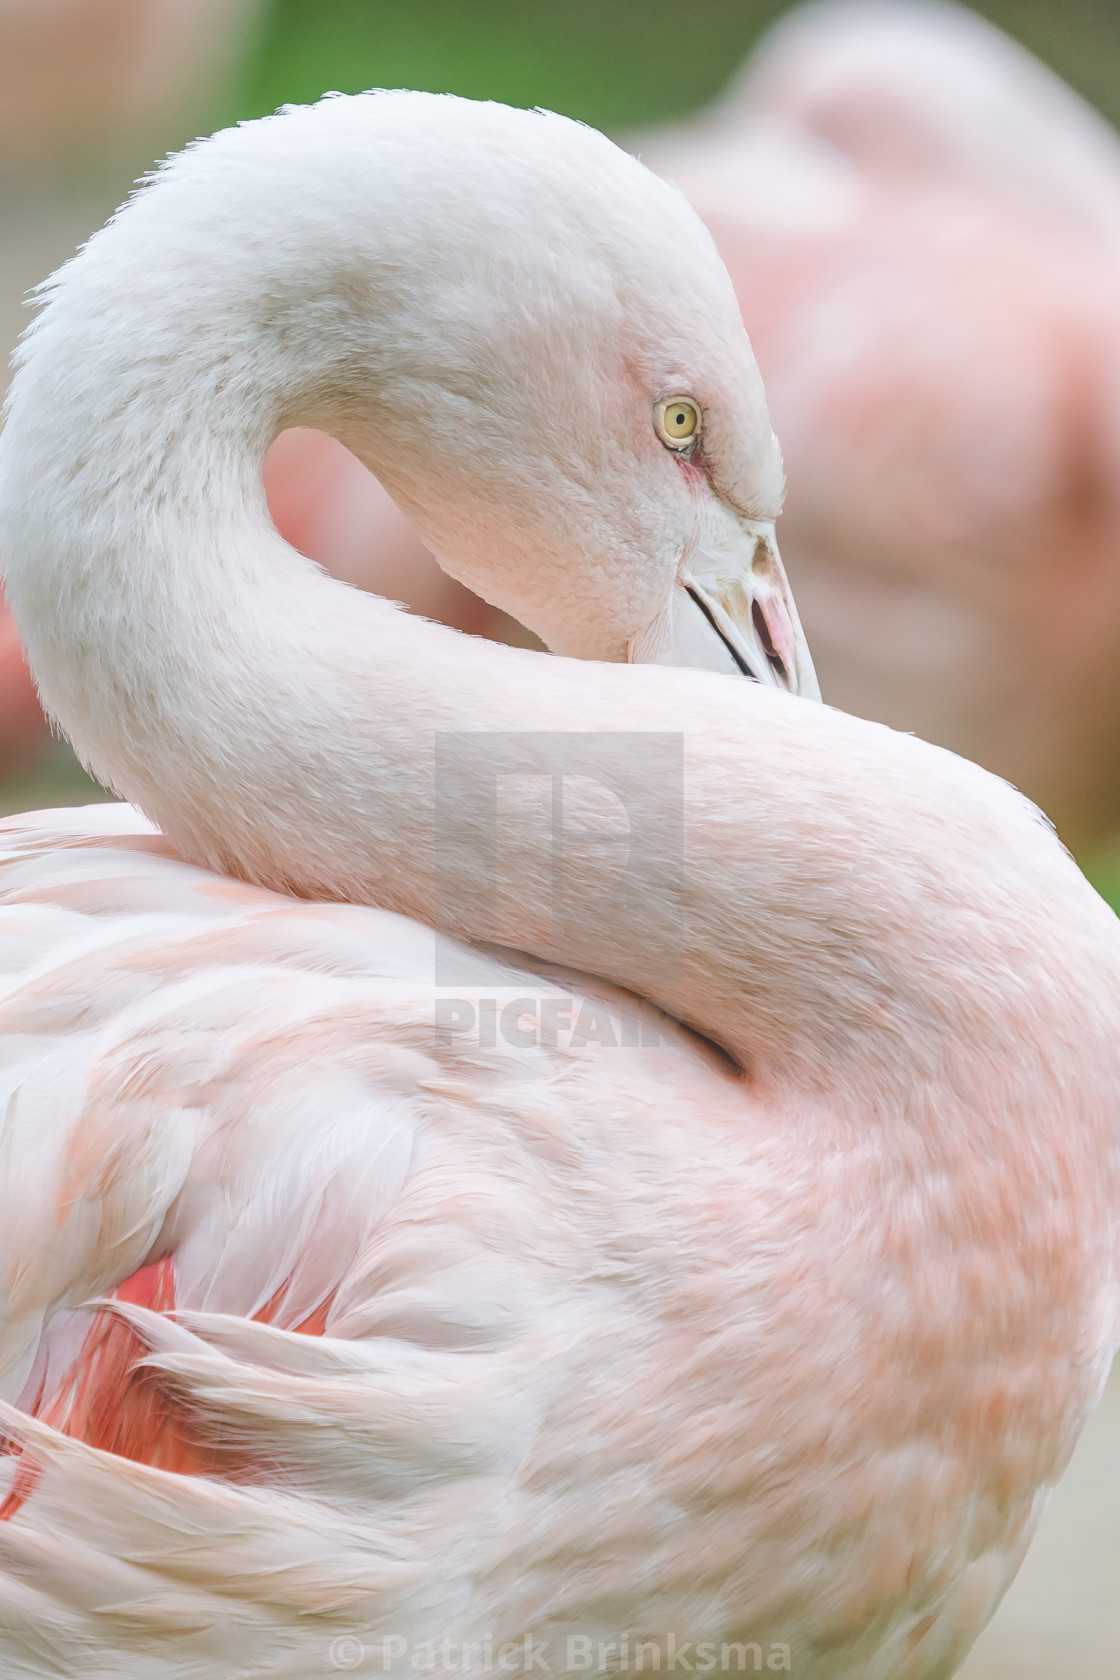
[246,94,820,697]
[2,92,819,704]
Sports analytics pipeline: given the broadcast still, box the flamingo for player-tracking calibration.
[0,92,1118,1680]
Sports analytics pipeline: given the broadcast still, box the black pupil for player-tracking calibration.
[675,412,686,426]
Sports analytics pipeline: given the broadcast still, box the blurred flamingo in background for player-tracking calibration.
[0,0,262,786]
[639,0,1120,852]
[0,589,42,774]
[0,0,262,178]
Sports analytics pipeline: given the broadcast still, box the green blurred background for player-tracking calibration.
[244,0,1120,135]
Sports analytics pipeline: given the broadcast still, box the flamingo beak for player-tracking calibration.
[629,510,821,700]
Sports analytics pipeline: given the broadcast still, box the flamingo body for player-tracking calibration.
[0,792,1117,1678]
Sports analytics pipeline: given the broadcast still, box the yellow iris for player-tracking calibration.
[655,397,700,449]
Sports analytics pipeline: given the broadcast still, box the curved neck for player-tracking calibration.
[0,175,1107,1128]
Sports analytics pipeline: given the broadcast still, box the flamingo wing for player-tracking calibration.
[0,806,448,1473]
[0,807,572,1669]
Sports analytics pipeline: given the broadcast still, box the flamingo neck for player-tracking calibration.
[0,137,1112,1131]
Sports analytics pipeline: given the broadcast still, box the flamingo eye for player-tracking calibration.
[654,397,701,451]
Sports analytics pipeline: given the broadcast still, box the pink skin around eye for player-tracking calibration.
[675,451,708,490]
